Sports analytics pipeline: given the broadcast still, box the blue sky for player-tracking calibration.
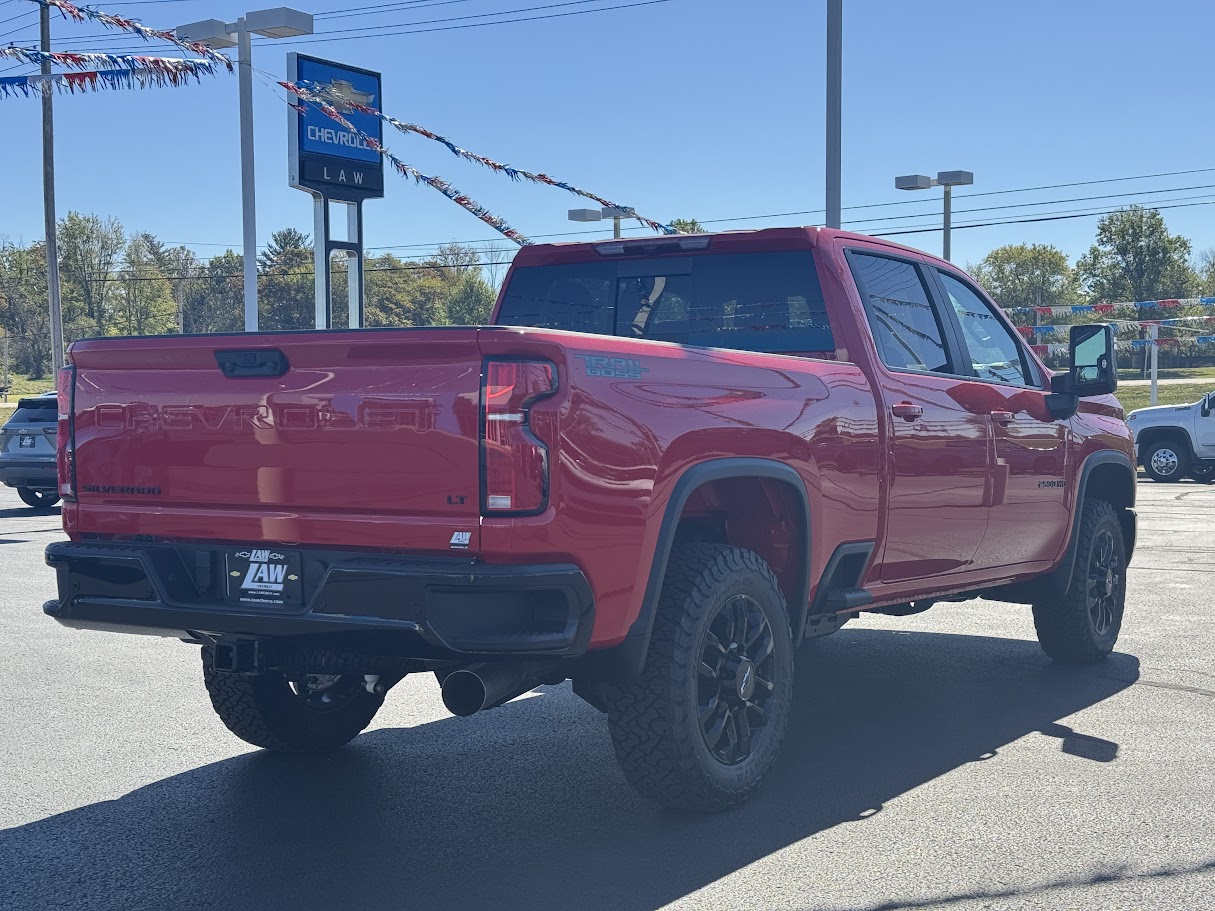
[2,0,1214,273]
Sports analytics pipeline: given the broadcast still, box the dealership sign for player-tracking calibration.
[288,54,384,201]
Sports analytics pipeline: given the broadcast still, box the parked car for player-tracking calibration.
[0,391,61,511]
[43,227,1135,810]
[1128,392,1215,482]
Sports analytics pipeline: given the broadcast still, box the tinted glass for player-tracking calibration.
[498,252,834,356]
[496,262,615,335]
[938,271,1032,386]
[5,397,56,426]
[850,254,949,373]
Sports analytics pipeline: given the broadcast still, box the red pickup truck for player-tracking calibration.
[45,227,1135,810]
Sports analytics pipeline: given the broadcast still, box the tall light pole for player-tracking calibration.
[568,207,630,239]
[894,170,974,261]
[825,0,842,229]
[40,5,64,370]
[177,9,313,332]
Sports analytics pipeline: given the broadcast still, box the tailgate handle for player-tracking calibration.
[215,349,290,378]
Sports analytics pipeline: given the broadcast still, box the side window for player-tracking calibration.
[850,253,950,373]
[937,271,1035,387]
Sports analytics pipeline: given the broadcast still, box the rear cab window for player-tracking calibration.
[497,251,838,359]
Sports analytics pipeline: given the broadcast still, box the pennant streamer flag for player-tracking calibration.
[0,64,214,97]
[31,0,233,71]
[1006,296,1215,314]
[0,47,214,77]
[293,97,531,245]
[281,79,676,236]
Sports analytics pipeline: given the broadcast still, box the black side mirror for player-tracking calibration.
[1050,324,1117,398]
[1202,395,1211,418]
[1046,324,1117,420]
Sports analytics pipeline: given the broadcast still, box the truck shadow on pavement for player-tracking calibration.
[1,628,1143,911]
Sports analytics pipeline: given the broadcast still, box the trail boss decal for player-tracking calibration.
[226,548,303,606]
[1037,479,1067,489]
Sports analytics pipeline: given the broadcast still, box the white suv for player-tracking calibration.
[1128,391,1215,482]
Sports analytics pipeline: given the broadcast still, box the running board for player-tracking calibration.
[821,587,874,612]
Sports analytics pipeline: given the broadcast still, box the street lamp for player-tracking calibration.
[177,8,314,332]
[569,206,631,239]
[894,170,974,262]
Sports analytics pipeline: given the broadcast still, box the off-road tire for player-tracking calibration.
[202,647,384,752]
[1032,498,1126,664]
[18,487,60,511]
[1142,439,1190,482]
[604,544,794,811]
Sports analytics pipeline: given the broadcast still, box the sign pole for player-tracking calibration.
[40,5,64,371]
[347,201,363,328]
[313,195,329,328]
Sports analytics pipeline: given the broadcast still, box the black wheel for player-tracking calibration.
[604,544,794,811]
[1142,440,1189,482]
[202,647,384,752]
[1032,499,1126,664]
[1189,462,1215,483]
[18,487,60,511]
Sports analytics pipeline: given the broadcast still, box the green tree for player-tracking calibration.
[116,234,178,336]
[184,250,244,334]
[969,243,1082,311]
[1196,248,1215,297]
[670,218,705,234]
[1076,206,1198,303]
[0,241,51,378]
[444,269,496,325]
[258,228,314,330]
[57,212,125,336]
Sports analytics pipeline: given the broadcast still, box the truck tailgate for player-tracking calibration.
[67,329,484,553]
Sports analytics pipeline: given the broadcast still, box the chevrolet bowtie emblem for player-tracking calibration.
[324,79,375,107]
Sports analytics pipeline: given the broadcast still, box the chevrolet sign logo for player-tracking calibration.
[324,79,375,107]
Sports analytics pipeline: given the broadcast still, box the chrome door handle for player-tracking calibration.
[892,403,924,422]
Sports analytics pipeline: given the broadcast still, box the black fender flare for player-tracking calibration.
[582,458,812,681]
[1053,449,1137,594]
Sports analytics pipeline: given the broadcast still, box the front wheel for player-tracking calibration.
[18,487,60,511]
[1142,440,1189,482]
[1031,498,1126,664]
[202,647,384,752]
[604,544,794,811]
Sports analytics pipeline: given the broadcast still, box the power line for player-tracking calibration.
[316,0,483,21]
[272,0,677,45]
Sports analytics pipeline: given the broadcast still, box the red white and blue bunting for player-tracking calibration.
[281,79,676,236]
[0,62,214,97]
[289,95,531,245]
[30,0,233,72]
[1007,296,1215,315]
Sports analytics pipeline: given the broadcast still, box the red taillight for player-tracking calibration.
[56,364,76,501]
[481,359,557,515]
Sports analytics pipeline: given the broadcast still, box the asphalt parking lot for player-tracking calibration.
[1,481,1211,911]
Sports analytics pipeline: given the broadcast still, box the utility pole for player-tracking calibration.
[825,0,842,229]
[40,5,64,371]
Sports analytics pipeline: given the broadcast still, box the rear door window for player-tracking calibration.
[498,251,836,358]
[848,253,951,374]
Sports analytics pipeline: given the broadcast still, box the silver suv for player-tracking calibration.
[0,392,60,510]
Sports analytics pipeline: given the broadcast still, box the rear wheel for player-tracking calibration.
[1031,498,1126,664]
[202,647,384,752]
[1189,461,1215,483]
[17,487,60,511]
[604,544,794,811]
[1142,440,1189,482]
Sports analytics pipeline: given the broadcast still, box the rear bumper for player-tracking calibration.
[0,459,56,489]
[44,541,595,658]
